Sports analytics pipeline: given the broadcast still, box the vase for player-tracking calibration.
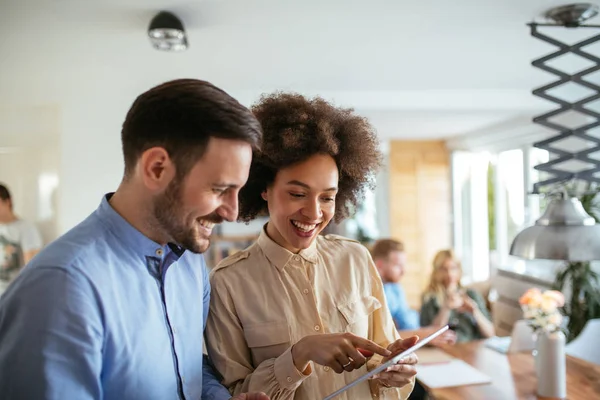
[532,332,539,374]
[535,331,567,399]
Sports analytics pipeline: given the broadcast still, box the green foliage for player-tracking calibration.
[554,261,600,342]
[553,182,600,342]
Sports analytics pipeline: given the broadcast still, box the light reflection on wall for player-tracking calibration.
[38,173,59,221]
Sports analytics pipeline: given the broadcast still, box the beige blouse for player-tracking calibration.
[206,229,414,400]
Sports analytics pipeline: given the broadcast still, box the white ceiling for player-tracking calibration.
[1,0,599,141]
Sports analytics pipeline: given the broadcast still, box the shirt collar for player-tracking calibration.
[95,193,184,259]
[257,224,318,271]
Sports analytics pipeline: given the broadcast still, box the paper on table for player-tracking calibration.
[484,336,511,354]
[416,359,492,389]
[415,347,455,364]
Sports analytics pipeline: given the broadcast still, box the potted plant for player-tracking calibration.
[552,182,600,342]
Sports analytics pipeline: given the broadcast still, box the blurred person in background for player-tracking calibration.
[420,249,495,343]
[0,183,43,296]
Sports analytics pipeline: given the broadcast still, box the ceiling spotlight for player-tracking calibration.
[545,3,599,27]
[148,11,188,52]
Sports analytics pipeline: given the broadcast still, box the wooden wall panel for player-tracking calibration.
[389,141,452,309]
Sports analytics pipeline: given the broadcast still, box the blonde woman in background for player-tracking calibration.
[419,250,495,342]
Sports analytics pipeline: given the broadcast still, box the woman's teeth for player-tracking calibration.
[292,221,317,232]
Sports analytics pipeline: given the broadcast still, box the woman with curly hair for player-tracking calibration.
[205,93,417,400]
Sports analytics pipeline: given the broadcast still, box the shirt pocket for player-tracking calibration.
[243,320,291,366]
[337,295,382,337]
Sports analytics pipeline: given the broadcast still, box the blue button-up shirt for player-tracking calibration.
[383,282,420,330]
[0,195,231,400]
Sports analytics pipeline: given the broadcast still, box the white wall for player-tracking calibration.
[1,0,593,237]
[58,99,128,233]
[0,105,61,243]
[0,146,60,244]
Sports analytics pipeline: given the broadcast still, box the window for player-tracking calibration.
[345,188,379,242]
[527,147,551,223]
[451,146,550,282]
[451,151,490,283]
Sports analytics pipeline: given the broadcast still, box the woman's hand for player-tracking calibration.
[372,336,419,388]
[457,294,478,314]
[430,329,457,346]
[291,333,391,373]
[443,291,463,310]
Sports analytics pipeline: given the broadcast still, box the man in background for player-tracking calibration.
[371,239,419,330]
[0,183,43,296]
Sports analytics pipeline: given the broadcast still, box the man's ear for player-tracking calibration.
[374,258,383,270]
[138,147,176,191]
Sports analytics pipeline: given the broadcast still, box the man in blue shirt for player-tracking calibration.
[0,79,269,400]
[371,239,420,330]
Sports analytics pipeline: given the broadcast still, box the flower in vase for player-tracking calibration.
[542,290,565,307]
[540,297,559,313]
[519,288,565,334]
[547,312,563,327]
[523,308,537,319]
[519,288,543,308]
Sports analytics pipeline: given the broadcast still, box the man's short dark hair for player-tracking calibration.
[121,79,263,178]
[0,183,12,211]
[0,183,11,202]
[370,239,405,261]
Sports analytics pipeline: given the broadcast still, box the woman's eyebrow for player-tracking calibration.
[286,180,337,191]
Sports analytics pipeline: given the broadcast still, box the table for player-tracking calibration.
[417,340,600,400]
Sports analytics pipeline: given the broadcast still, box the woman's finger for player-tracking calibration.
[334,353,353,373]
[381,363,418,378]
[343,345,367,369]
[330,358,345,374]
[373,364,413,380]
[396,353,418,365]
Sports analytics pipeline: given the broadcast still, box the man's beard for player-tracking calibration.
[153,178,220,254]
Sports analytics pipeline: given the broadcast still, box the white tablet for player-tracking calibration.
[322,325,450,400]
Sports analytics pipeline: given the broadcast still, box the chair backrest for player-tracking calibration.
[508,319,535,353]
[566,319,600,366]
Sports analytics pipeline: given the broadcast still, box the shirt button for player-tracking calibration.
[156,248,164,256]
[303,289,309,295]
[293,255,301,262]
[172,328,177,334]
[181,376,185,384]
[314,325,320,331]
[287,377,292,382]
[324,366,330,372]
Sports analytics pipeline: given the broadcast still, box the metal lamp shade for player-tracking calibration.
[510,197,600,261]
